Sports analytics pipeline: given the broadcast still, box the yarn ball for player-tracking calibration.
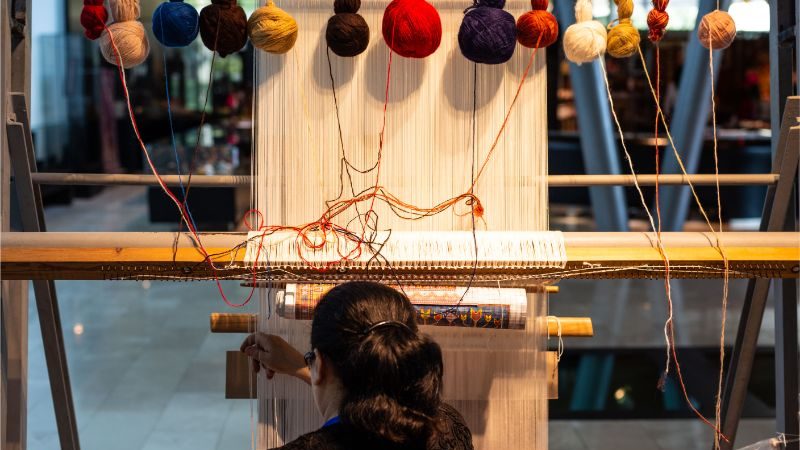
[109,0,141,22]
[647,0,669,42]
[516,0,558,49]
[698,10,736,50]
[99,21,150,68]
[382,0,442,58]
[606,0,639,58]
[458,0,517,64]
[248,1,299,54]
[326,0,370,57]
[153,1,199,47]
[199,0,248,57]
[606,21,639,57]
[563,0,606,64]
[81,0,108,40]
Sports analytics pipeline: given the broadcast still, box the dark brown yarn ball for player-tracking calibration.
[326,12,370,57]
[334,0,360,14]
[199,0,248,57]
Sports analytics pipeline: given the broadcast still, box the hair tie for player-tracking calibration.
[363,320,414,335]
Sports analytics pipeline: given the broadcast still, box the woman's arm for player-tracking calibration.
[240,333,311,385]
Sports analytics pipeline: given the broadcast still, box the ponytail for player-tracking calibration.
[311,282,444,445]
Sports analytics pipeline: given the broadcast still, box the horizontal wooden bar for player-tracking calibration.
[547,317,593,337]
[210,313,593,337]
[30,172,779,188]
[2,232,797,280]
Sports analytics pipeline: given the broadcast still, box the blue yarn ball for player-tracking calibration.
[153,0,200,48]
[458,3,517,64]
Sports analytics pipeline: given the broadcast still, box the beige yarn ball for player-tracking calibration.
[248,2,299,54]
[698,10,736,50]
[563,0,606,64]
[109,0,141,22]
[99,21,150,68]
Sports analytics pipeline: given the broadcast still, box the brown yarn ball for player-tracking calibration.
[99,21,150,68]
[698,10,736,50]
[326,0,369,58]
[199,0,248,57]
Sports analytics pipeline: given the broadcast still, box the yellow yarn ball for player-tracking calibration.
[607,22,639,58]
[606,0,639,58]
[99,21,150,68]
[248,2,299,54]
[698,10,736,50]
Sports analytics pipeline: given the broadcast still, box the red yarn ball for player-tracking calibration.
[81,0,108,41]
[516,9,558,48]
[382,0,442,58]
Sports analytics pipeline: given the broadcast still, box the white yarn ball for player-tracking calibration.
[563,20,606,63]
[563,0,606,64]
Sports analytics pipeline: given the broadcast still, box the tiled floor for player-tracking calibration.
[24,186,782,449]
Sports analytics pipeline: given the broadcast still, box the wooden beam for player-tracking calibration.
[1,232,798,280]
[211,312,594,338]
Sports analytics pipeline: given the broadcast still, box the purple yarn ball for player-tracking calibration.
[458,5,516,64]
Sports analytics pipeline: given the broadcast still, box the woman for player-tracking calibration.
[241,281,474,450]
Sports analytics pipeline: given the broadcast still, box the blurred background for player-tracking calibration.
[22,0,792,449]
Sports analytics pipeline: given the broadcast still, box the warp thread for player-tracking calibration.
[327,0,370,57]
[562,0,606,64]
[382,0,442,58]
[249,0,299,54]
[80,0,108,40]
[516,0,558,49]
[647,0,669,42]
[153,0,200,48]
[200,0,248,57]
[606,0,639,58]
[458,0,517,64]
[698,10,736,50]
[98,0,150,68]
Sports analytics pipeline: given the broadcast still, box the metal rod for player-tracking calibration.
[30,172,780,187]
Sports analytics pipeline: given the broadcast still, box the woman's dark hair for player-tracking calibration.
[311,281,443,445]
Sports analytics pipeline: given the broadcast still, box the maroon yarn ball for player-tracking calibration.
[81,0,108,40]
[382,0,442,58]
[199,0,248,57]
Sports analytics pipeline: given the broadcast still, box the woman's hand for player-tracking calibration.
[240,333,311,384]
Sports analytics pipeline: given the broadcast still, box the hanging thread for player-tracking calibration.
[248,0,299,54]
[326,0,370,57]
[153,0,200,48]
[606,0,639,58]
[458,0,517,64]
[562,0,606,64]
[382,0,442,58]
[199,0,248,57]
[98,0,150,68]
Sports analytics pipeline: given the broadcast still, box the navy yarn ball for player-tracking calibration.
[458,1,517,64]
[153,0,200,48]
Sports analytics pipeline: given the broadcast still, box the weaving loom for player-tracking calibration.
[2,0,799,449]
[251,0,552,447]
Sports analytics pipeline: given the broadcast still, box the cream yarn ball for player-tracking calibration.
[98,0,150,68]
[99,21,150,68]
[563,0,606,64]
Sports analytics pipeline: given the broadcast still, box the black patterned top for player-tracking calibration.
[272,404,474,450]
